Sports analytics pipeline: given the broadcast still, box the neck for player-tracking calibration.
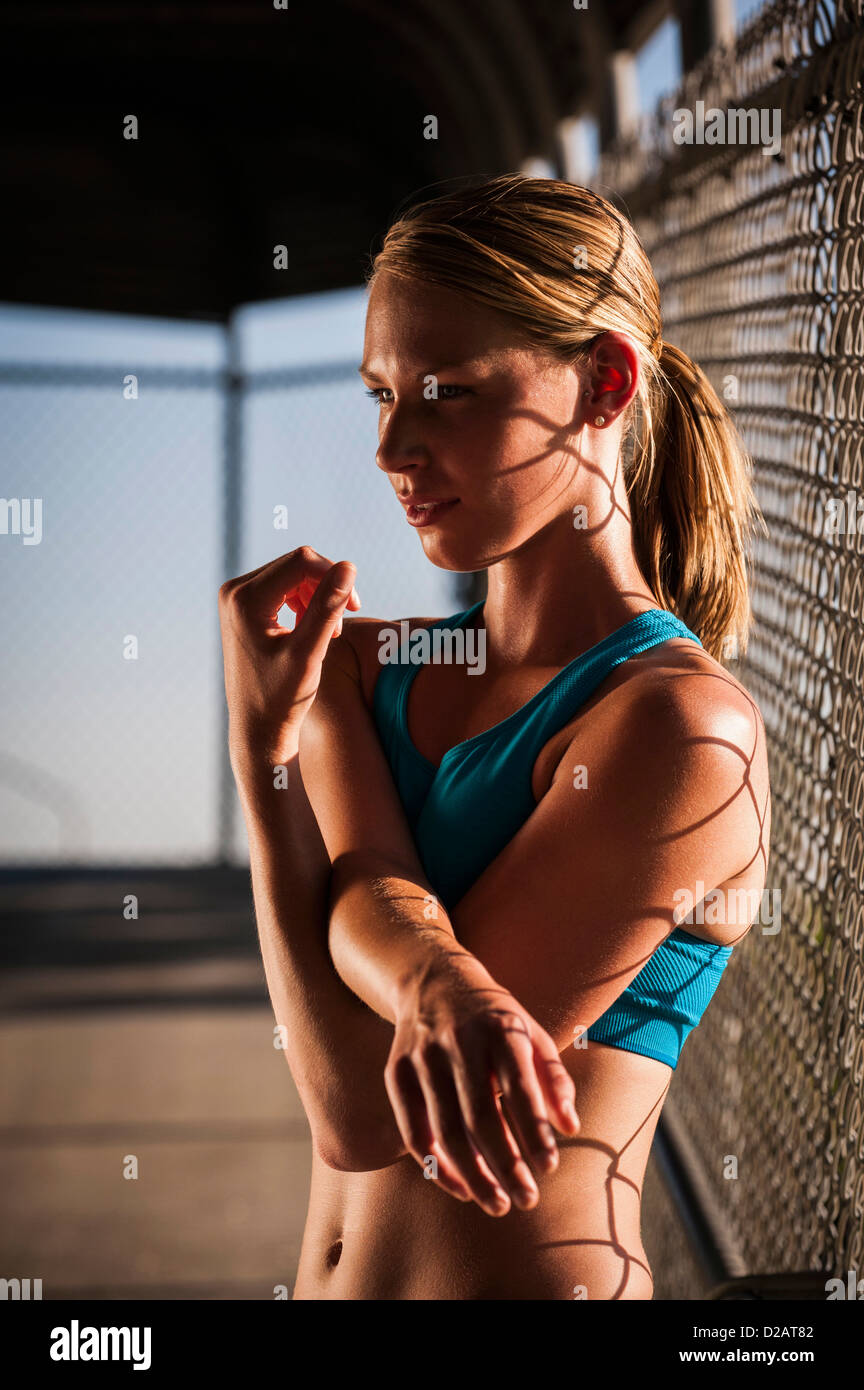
[478,502,659,669]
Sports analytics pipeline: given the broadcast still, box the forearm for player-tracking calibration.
[328,855,580,1214]
[327,852,493,1023]
[234,745,406,1169]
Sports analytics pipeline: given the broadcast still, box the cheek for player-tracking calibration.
[474,410,578,501]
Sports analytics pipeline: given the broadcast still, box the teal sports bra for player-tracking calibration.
[372,600,733,1070]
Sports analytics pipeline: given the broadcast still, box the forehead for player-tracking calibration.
[362,270,529,370]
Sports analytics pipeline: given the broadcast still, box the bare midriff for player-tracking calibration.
[293,1041,669,1301]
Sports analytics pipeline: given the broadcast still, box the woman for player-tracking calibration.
[218,175,771,1300]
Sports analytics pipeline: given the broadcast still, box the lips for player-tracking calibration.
[401,497,460,528]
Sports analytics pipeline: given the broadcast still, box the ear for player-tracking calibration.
[582,332,640,427]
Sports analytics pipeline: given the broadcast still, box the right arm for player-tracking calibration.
[233,752,407,1174]
[220,547,468,1185]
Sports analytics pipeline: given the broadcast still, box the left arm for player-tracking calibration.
[325,677,765,1201]
[301,619,580,1213]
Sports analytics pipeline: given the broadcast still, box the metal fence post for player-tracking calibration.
[217,315,244,865]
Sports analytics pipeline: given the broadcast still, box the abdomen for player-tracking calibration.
[294,1043,668,1300]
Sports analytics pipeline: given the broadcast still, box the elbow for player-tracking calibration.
[314,1141,394,1173]
[313,1116,406,1174]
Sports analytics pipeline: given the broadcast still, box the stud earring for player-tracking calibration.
[594,415,605,426]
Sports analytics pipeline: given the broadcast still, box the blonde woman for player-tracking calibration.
[219,175,771,1301]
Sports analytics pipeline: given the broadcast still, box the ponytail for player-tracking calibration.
[627,340,768,664]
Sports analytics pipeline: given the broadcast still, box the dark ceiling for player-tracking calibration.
[0,0,657,321]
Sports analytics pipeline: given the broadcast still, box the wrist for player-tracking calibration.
[394,938,493,1018]
[229,721,301,782]
[230,743,305,829]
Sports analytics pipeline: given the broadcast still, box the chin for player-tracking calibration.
[418,537,486,572]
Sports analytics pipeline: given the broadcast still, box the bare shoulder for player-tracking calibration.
[607,639,771,880]
[625,638,767,737]
[545,635,768,774]
[540,637,771,893]
[340,614,444,707]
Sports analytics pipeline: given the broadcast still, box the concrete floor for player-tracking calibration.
[0,869,709,1301]
[0,1004,313,1300]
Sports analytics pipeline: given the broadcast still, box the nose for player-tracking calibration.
[374,400,429,476]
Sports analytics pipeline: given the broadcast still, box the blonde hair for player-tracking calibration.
[367,173,767,662]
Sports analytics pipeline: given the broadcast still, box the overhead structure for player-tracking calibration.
[0,0,716,319]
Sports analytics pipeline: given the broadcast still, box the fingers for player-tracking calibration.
[430,1147,477,1204]
[291,561,357,665]
[222,545,361,619]
[447,1043,541,1211]
[391,1020,582,1216]
[531,1028,580,1137]
[413,1044,516,1216]
[222,547,329,617]
[488,1028,561,1179]
[387,1030,557,1217]
[391,1056,475,1200]
[386,1050,508,1217]
[224,548,359,668]
[278,577,316,627]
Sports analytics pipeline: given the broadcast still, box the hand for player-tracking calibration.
[385,950,580,1217]
[218,545,361,768]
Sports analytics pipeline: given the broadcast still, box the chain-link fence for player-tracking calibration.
[0,363,226,865]
[596,0,864,1295]
[0,355,458,867]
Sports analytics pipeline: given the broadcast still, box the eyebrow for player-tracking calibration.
[357,359,489,380]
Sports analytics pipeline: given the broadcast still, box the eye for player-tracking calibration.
[363,385,470,403]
